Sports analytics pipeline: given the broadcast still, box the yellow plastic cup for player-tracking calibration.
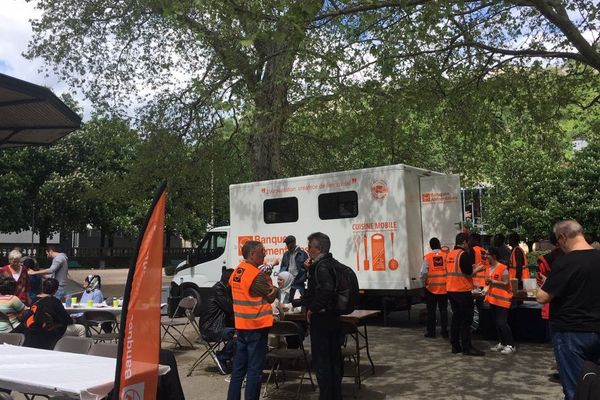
[87,300,94,308]
[71,297,78,306]
[112,299,119,308]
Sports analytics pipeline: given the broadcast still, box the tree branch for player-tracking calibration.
[461,40,587,63]
[516,0,600,71]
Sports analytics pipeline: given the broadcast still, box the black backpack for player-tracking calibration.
[316,259,360,315]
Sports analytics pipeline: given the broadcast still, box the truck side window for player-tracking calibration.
[194,232,227,263]
[264,197,299,224]
[319,191,359,220]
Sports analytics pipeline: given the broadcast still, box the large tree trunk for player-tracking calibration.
[38,225,48,249]
[249,97,288,181]
[246,1,324,181]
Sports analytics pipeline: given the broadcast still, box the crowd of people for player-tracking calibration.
[421,220,600,400]
[0,246,98,349]
[201,232,345,400]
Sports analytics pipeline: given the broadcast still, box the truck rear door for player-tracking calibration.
[419,174,462,251]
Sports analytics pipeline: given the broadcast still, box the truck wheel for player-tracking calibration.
[181,286,202,316]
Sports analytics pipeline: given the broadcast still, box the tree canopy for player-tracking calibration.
[4,0,596,242]
[26,0,600,180]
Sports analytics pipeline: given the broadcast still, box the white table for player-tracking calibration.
[64,306,122,315]
[0,344,169,399]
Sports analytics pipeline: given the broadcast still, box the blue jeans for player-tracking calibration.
[552,331,600,400]
[54,287,66,301]
[226,328,268,400]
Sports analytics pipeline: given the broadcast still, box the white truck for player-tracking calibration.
[171,164,462,317]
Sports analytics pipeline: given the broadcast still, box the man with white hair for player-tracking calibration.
[537,220,600,400]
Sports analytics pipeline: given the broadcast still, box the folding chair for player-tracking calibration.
[161,296,200,348]
[264,321,315,399]
[88,342,119,358]
[187,329,233,376]
[341,321,362,389]
[0,332,25,346]
[82,311,120,343]
[54,336,93,354]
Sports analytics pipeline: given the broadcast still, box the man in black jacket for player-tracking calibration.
[302,232,342,400]
[200,268,235,374]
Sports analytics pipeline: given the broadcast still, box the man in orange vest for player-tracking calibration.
[537,232,564,321]
[420,237,449,339]
[469,233,489,333]
[508,233,530,289]
[469,233,489,288]
[227,241,278,400]
[446,233,486,356]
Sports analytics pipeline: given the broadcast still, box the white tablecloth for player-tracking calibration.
[64,306,122,315]
[0,344,169,399]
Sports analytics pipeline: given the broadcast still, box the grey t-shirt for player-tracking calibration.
[48,253,68,289]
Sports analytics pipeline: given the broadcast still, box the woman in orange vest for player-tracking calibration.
[484,247,516,354]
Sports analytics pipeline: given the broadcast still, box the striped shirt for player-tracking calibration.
[0,295,25,332]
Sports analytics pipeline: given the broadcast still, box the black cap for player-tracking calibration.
[284,235,296,245]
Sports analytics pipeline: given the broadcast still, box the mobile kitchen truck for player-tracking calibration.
[171,164,462,316]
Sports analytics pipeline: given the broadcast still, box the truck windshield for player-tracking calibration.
[194,231,227,264]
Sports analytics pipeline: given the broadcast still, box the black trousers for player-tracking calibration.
[448,291,475,351]
[424,289,448,336]
[491,305,514,346]
[310,314,343,400]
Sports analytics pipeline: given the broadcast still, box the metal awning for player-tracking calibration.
[0,73,82,149]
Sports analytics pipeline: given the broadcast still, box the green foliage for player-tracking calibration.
[24,0,600,180]
[561,142,600,239]
[10,0,598,243]
[0,114,141,239]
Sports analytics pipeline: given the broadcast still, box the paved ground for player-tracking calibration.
[169,311,563,400]
[57,269,564,399]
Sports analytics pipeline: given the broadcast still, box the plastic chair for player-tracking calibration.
[0,332,25,346]
[54,336,93,354]
[161,296,200,348]
[88,342,118,358]
[264,321,315,398]
[82,310,120,343]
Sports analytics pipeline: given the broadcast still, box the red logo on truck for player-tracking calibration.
[237,236,254,256]
[371,180,389,199]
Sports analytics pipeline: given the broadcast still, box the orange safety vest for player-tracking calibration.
[446,249,473,293]
[485,263,512,309]
[424,251,447,295]
[229,260,274,330]
[472,245,489,287]
[509,247,530,280]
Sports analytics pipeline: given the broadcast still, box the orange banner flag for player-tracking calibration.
[114,182,167,400]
